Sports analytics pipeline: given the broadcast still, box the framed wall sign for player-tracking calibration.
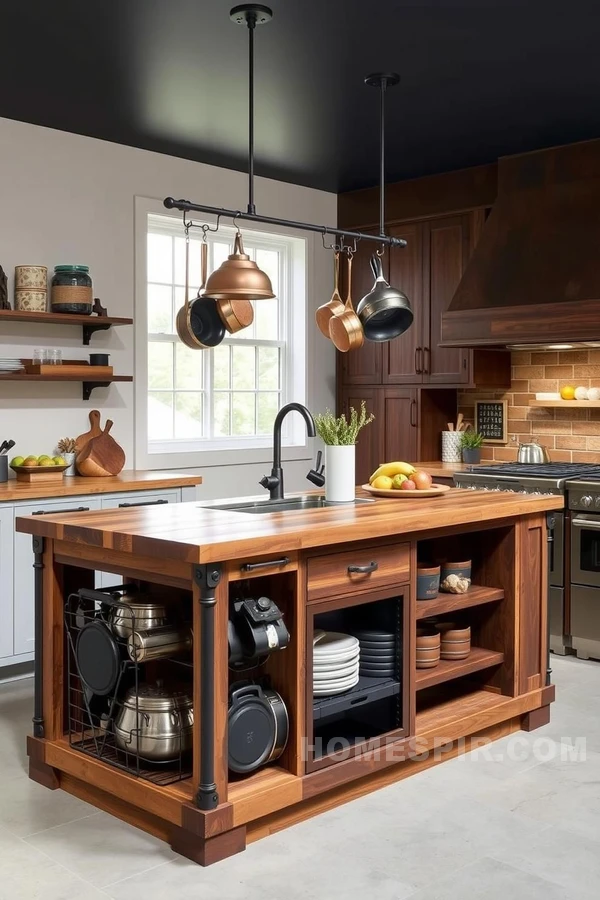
[475,400,508,444]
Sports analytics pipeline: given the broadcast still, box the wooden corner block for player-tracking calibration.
[170,823,246,866]
[180,801,235,838]
[521,704,551,732]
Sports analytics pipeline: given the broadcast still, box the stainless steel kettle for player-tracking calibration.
[517,439,551,464]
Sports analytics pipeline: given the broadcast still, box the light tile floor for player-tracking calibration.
[0,655,598,899]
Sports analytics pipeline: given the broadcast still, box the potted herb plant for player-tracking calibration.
[460,429,484,464]
[314,401,375,502]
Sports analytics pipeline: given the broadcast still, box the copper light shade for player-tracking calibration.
[205,232,275,301]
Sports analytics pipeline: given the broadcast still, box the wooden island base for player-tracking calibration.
[18,489,561,865]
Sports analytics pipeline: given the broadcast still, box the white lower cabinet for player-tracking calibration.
[12,498,101,658]
[0,508,15,661]
[3,486,188,667]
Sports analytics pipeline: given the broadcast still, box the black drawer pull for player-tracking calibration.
[118,499,169,508]
[32,506,89,515]
[347,561,379,575]
[241,556,290,572]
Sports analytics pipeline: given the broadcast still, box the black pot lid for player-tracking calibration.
[75,621,120,696]
[353,630,396,641]
[228,697,274,773]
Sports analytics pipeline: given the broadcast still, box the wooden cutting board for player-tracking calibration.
[76,419,125,476]
[75,410,103,452]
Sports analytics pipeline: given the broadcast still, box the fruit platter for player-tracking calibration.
[10,454,69,483]
[362,462,450,499]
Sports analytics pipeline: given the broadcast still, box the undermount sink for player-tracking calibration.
[208,496,373,515]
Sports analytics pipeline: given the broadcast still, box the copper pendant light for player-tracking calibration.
[205,231,274,301]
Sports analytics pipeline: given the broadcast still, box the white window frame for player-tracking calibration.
[134,196,311,470]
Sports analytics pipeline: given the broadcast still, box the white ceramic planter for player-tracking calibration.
[441,431,463,463]
[324,444,356,502]
[63,452,76,476]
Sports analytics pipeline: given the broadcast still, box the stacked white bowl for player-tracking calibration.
[313,630,360,696]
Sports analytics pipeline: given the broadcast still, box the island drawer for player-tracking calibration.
[307,541,410,601]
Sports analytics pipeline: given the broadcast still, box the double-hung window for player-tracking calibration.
[135,201,307,469]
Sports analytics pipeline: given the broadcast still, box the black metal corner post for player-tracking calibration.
[546,512,555,686]
[32,536,45,737]
[194,563,222,810]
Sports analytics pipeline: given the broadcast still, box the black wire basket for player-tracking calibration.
[64,586,192,786]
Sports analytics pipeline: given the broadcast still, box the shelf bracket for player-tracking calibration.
[32,536,45,738]
[193,563,222,810]
[82,381,110,400]
[82,321,111,346]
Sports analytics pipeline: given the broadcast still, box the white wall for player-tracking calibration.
[0,118,337,499]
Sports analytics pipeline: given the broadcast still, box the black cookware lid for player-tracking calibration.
[75,620,120,696]
[228,693,275,773]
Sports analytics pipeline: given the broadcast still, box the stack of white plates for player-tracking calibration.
[0,358,24,374]
[313,630,360,696]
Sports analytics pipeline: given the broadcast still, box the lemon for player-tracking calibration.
[392,474,407,489]
[560,385,576,400]
[372,475,394,490]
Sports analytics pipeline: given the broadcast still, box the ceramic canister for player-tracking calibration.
[14,266,47,290]
[14,290,47,312]
[417,565,441,600]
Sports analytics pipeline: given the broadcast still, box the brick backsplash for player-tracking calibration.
[460,350,600,462]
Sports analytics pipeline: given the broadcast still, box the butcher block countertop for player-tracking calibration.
[16,487,563,565]
[0,470,202,503]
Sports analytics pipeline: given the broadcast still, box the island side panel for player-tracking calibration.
[517,513,549,694]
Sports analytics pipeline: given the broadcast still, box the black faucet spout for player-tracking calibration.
[260,403,316,501]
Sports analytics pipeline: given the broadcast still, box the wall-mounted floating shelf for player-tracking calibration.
[0,373,133,400]
[0,309,133,345]
[530,399,600,408]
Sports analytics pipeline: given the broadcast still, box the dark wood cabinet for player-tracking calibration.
[424,215,471,384]
[383,223,424,384]
[338,236,383,385]
[382,388,418,464]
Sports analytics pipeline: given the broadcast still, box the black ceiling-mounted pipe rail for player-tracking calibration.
[163,197,407,248]
[163,5,407,251]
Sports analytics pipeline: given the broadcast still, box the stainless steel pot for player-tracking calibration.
[127,625,193,662]
[108,598,169,640]
[517,440,551,464]
[114,681,193,762]
[355,254,413,342]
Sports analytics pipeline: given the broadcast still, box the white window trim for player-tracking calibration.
[134,195,315,470]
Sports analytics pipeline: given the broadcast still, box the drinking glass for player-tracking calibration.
[46,349,62,365]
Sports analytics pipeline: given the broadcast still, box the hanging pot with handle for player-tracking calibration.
[205,231,274,301]
[176,237,225,349]
[356,253,413,342]
[328,252,364,352]
[216,294,254,334]
[315,251,344,337]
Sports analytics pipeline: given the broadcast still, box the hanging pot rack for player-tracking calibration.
[163,4,406,252]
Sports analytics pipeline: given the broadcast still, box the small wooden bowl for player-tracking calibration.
[440,641,471,660]
[416,648,441,669]
[10,463,68,483]
[435,622,471,642]
[416,627,441,649]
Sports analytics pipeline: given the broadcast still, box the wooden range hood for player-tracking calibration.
[441,139,600,348]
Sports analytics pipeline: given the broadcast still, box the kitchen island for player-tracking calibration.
[17,488,561,865]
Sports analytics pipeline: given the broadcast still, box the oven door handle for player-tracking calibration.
[572,516,600,530]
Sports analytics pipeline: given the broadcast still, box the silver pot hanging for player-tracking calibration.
[356,254,413,342]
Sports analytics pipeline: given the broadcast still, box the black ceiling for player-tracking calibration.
[1,1,599,194]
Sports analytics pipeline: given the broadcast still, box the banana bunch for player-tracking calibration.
[369,461,416,484]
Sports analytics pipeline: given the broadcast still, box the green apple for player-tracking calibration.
[53,456,66,466]
[39,458,54,467]
[24,455,38,463]
[38,454,51,462]
[10,456,24,467]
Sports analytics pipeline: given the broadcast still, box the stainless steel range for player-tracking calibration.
[566,475,600,661]
[455,462,600,657]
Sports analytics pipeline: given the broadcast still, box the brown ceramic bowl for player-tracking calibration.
[416,649,441,669]
[440,641,471,660]
[416,647,441,661]
[435,622,471,642]
[416,627,441,649]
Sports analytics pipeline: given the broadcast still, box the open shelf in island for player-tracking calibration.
[415,647,505,690]
[416,585,504,620]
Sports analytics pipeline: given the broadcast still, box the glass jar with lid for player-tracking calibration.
[50,265,93,314]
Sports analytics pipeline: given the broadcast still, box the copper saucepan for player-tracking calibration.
[176,238,225,350]
[315,251,344,337]
[216,296,254,334]
[328,252,364,352]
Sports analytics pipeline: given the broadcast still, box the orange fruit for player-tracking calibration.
[560,385,576,400]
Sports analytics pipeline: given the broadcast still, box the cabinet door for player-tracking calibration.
[0,508,14,660]
[383,388,418,464]
[339,387,384,487]
[383,222,425,384]
[424,215,471,384]
[13,498,100,657]
[337,236,383,384]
